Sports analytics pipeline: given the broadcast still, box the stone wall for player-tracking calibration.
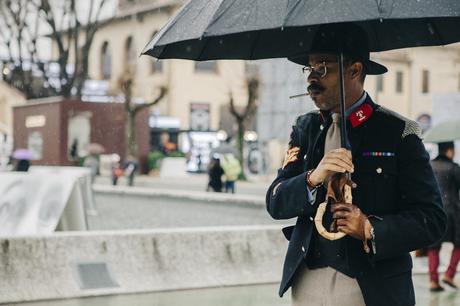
[0,225,286,303]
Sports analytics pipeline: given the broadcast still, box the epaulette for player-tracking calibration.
[376,106,422,139]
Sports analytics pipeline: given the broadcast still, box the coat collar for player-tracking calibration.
[319,94,376,128]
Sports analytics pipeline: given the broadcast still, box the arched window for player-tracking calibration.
[100,41,111,79]
[124,36,137,73]
[151,31,163,74]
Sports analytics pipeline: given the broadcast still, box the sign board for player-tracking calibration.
[0,167,92,236]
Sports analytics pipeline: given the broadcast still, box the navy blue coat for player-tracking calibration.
[266,96,446,306]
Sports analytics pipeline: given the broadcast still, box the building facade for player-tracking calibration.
[83,0,248,136]
[0,81,26,169]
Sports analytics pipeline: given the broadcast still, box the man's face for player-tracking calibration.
[305,54,343,111]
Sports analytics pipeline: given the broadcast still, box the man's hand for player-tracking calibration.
[331,203,371,241]
[308,148,354,186]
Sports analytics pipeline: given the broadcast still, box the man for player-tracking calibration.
[266,23,446,306]
[427,141,460,291]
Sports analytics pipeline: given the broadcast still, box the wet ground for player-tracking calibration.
[14,275,460,306]
[88,193,288,230]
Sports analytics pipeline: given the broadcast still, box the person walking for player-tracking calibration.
[221,153,241,194]
[207,155,224,192]
[14,159,30,172]
[427,141,460,291]
[124,155,139,187]
[266,23,446,306]
[83,154,99,184]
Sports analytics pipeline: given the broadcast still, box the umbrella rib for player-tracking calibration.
[202,0,230,37]
[196,36,211,61]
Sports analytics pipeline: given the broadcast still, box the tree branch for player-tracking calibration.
[134,87,167,114]
[229,94,244,122]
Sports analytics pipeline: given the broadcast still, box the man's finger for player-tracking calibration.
[333,211,349,219]
[325,152,354,168]
[336,219,349,226]
[324,164,351,174]
[337,226,351,234]
[323,158,354,173]
[331,203,353,213]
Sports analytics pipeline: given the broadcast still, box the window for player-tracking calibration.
[28,131,43,160]
[151,31,163,74]
[422,70,429,93]
[195,61,217,73]
[190,103,210,131]
[376,75,384,93]
[124,36,136,73]
[395,71,403,93]
[100,41,111,79]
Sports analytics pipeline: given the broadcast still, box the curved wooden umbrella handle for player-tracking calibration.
[314,184,352,240]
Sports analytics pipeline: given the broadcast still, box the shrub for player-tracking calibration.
[167,150,185,158]
[148,150,165,170]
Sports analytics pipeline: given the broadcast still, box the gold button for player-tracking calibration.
[376,167,382,174]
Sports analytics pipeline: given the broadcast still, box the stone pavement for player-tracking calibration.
[88,191,288,230]
[94,172,271,197]
[14,275,460,306]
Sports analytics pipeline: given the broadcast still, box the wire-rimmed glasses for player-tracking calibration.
[302,61,327,79]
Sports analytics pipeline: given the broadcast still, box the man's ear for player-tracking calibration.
[349,62,363,79]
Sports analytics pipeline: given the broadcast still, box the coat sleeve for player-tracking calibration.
[266,123,317,220]
[369,134,447,261]
[453,162,460,209]
[453,162,460,189]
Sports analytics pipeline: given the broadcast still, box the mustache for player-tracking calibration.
[307,83,325,92]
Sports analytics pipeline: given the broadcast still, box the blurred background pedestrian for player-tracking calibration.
[221,153,241,194]
[207,154,224,192]
[124,155,139,186]
[428,141,460,291]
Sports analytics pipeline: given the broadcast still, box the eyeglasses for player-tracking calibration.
[302,61,327,79]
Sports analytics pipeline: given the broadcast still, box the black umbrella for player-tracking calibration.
[142,0,460,60]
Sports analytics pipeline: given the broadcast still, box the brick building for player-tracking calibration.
[13,97,150,172]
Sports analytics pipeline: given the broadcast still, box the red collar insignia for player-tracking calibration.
[349,103,373,128]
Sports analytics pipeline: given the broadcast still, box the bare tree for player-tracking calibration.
[119,72,167,157]
[0,0,108,99]
[229,76,260,180]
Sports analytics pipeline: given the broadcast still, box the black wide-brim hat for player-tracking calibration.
[288,23,387,75]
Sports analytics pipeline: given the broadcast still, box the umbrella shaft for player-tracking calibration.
[338,53,348,149]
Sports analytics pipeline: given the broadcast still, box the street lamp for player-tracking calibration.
[244,131,258,142]
[216,130,228,141]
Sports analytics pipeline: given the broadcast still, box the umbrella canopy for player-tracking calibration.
[85,143,105,155]
[12,148,35,160]
[423,120,460,143]
[142,0,460,60]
